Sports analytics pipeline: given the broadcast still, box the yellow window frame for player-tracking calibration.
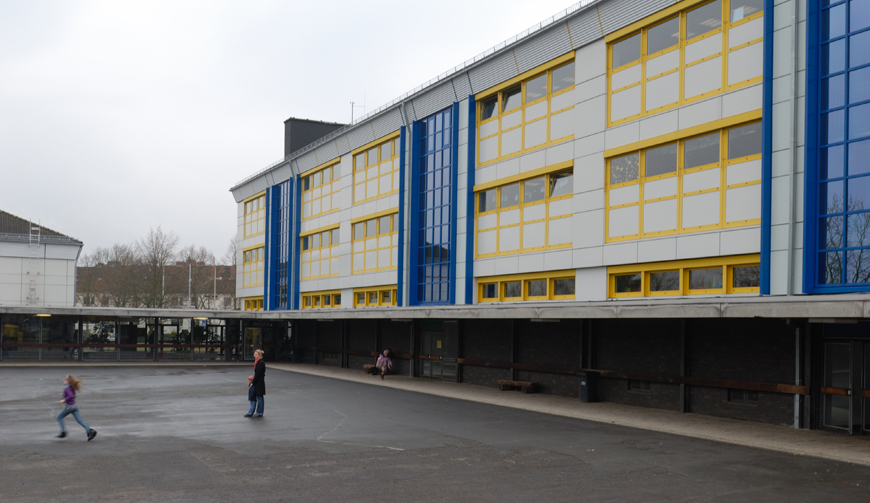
[604,119,762,243]
[300,224,340,280]
[476,53,576,167]
[243,191,266,238]
[351,209,399,273]
[244,296,264,311]
[302,160,341,220]
[242,245,265,287]
[477,270,576,303]
[301,290,342,309]
[608,254,760,298]
[474,163,574,258]
[352,285,398,307]
[606,0,764,127]
[352,131,401,205]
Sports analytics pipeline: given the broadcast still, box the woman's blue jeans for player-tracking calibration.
[247,396,264,415]
[57,405,89,432]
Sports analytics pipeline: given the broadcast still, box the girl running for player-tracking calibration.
[57,374,97,441]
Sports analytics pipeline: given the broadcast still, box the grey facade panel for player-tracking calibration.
[412,81,457,119]
[335,135,352,157]
[567,8,605,49]
[514,24,574,74]
[296,151,319,174]
[598,0,674,36]
[468,51,520,96]
[271,163,293,185]
[371,108,403,139]
[315,142,339,166]
[404,101,417,123]
[346,122,376,151]
[452,74,472,100]
[251,176,268,195]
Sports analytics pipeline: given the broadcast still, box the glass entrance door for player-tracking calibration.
[822,341,870,434]
[418,321,458,381]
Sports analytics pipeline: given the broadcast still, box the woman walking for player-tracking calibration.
[245,349,266,418]
[57,375,97,441]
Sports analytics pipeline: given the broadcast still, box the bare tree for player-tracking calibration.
[76,247,107,306]
[220,237,239,309]
[105,243,141,307]
[136,226,180,308]
[179,244,216,309]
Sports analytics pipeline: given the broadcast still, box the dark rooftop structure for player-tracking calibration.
[284,118,345,157]
[0,209,82,245]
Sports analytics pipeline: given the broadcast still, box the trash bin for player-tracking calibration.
[578,371,599,403]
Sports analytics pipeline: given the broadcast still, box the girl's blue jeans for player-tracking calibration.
[247,396,264,415]
[57,405,89,432]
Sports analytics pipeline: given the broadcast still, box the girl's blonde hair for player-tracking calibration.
[66,375,83,393]
[254,349,264,359]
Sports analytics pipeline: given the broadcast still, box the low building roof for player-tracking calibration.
[0,209,83,245]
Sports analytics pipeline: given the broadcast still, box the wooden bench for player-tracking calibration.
[497,380,539,394]
[364,364,391,375]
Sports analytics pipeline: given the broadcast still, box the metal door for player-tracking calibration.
[822,341,870,434]
[418,321,458,381]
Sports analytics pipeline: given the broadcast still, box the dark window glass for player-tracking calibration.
[366,219,376,237]
[850,67,870,105]
[728,122,762,159]
[847,212,870,247]
[301,237,309,251]
[500,183,520,208]
[527,280,547,297]
[551,62,575,93]
[303,177,310,191]
[649,270,680,291]
[504,282,522,298]
[821,180,845,214]
[334,294,341,305]
[524,177,546,203]
[612,33,641,68]
[647,17,679,55]
[732,266,761,288]
[553,278,575,296]
[688,268,723,289]
[849,140,870,176]
[819,251,844,284]
[821,145,845,179]
[550,171,573,198]
[610,153,640,184]
[849,103,870,140]
[503,86,522,112]
[821,109,846,144]
[850,30,870,68]
[481,96,498,120]
[820,216,845,249]
[823,3,847,40]
[846,248,870,283]
[823,74,846,110]
[684,133,720,169]
[686,0,722,40]
[849,175,870,211]
[482,284,498,299]
[525,74,547,103]
[615,273,641,293]
[824,39,846,75]
[645,143,678,177]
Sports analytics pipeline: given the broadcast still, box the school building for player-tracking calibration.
[249,0,868,435]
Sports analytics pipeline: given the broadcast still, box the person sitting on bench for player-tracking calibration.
[375,348,393,380]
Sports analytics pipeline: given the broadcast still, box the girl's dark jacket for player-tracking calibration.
[252,359,266,396]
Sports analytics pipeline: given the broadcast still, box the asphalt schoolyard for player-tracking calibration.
[2,365,869,502]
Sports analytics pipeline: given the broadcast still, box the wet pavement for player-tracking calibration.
[2,364,870,502]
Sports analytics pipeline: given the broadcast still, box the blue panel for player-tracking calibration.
[465,96,477,304]
[805,0,870,293]
[263,186,271,308]
[397,126,407,306]
[269,179,292,310]
[292,175,302,309]
[760,0,774,295]
[449,102,460,305]
[412,106,456,305]
[409,121,421,306]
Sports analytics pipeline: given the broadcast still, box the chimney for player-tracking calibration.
[283,118,345,157]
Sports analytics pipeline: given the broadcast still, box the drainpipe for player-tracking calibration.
[786,318,802,429]
[785,0,799,295]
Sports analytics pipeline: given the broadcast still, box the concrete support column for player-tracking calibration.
[680,320,687,413]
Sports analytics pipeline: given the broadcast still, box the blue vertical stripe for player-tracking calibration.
[292,175,302,310]
[465,96,476,305]
[449,102,460,305]
[408,121,420,306]
[397,126,407,307]
[760,0,774,295]
[263,186,271,308]
[804,1,820,294]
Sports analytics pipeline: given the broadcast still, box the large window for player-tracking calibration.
[352,212,398,273]
[605,120,761,242]
[272,180,292,309]
[478,270,576,303]
[415,107,455,304]
[475,167,573,257]
[608,254,760,297]
[243,246,264,287]
[810,0,870,289]
[301,226,339,280]
[244,297,263,311]
[353,285,397,307]
[302,162,340,220]
[243,192,266,237]
[353,134,401,204]
[302,290,341,309]
[477,57,575,166]
[607,0,764,126]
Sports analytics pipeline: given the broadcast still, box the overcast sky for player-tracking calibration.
[1,0,577,262]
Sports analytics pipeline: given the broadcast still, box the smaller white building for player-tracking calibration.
[0,210,82,307]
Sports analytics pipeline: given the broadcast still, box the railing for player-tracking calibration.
[231,0,598,190]
[0,232,82,245]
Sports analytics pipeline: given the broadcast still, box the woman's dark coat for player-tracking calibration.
[252,359,266,396]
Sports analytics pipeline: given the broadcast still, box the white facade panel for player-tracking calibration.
[501,128,522,156]
[522,222,546,249]
[729,17,764,48]
[610,86,641,122]
[609,184,639,207]
[682,168,721,193]
[682,192,720,228]
[608,206,639,238]
[525,119,547,149]
[684,57,722,99]
[499,226,520,252]
[550,109,574,140]
[645,72,680,111]
[643,199,678,233]
[548,216,573,246]
[685,33,722,63]
[726,159,762,185]
[644,177,678,200]
[725,184,762,223]
[611,64,641,90]
[727,42,764,86]
[647,49,679,77]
